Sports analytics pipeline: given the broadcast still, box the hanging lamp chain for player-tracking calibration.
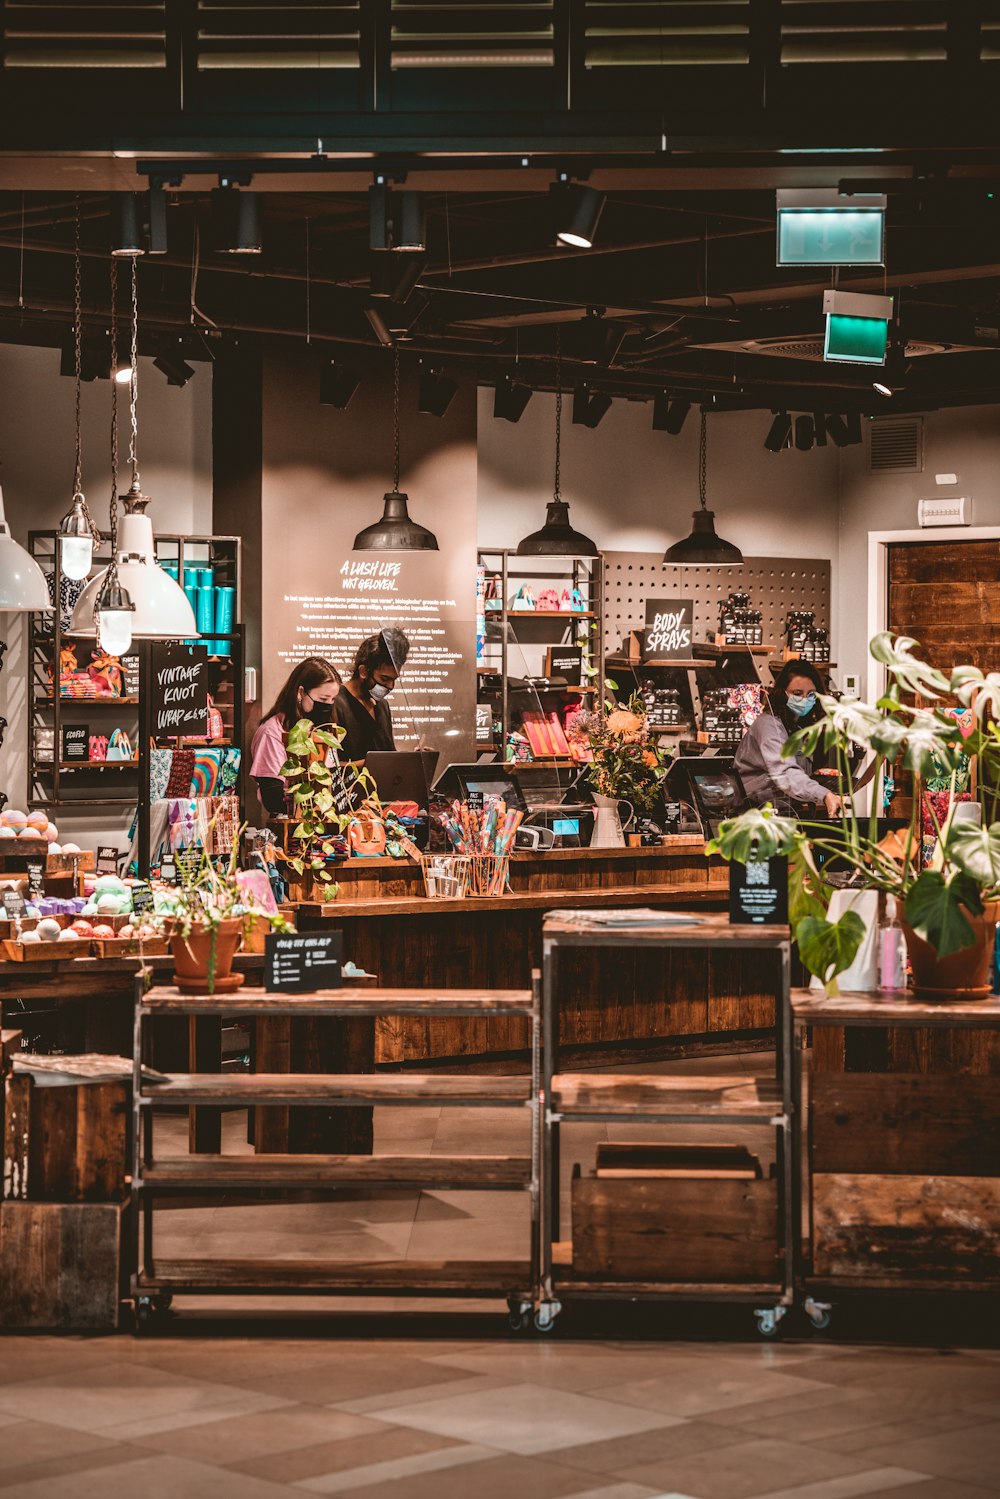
[392,342,401,493]
[72,197,83,497]
[94,257,121,640]
[128,256,139,487]
[698,410,708,512]
[553,329,562,505]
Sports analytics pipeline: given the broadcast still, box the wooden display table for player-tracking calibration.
[792,989,1000,1315]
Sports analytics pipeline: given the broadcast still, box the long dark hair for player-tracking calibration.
[769,658,825,734]
[262,656,342,726]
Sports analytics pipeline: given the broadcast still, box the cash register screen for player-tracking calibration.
[691,771,745,813]
[552,816,581,838]
[460,773,528,812]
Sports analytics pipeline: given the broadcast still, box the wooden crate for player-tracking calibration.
[3,1076,129,1202]
[572,1171,779,1282]
[811,1073,1000,1177]
[0,1200,127,1328]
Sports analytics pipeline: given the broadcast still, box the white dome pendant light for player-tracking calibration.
[0,483,53,612]
[59,199,102,582]
[72,257,197,643]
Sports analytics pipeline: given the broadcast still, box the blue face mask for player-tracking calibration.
[787,692,816,719]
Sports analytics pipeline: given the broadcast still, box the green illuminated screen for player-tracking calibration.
[777,209,884,266]
[824,314,889,365]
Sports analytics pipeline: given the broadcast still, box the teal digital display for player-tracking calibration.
[823,313,889,366]
[553,818,580,837]
[777,209,884,267]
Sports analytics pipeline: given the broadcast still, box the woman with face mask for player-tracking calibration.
[334,628,410,763]
[250,656,342,816]
[734,660,842,818]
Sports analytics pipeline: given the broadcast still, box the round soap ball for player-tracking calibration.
[96,893,121,916]
[1,810,27,830]
[94,874,124,895]
[17,827,41,840]
[19,929,41,944]
[48,843,62,856]
[0,827,15,840]
[36,918,62,941]
[57,927,81,942]
[25,811,48,833]
[61,842,82,855]
[44,823,59,842]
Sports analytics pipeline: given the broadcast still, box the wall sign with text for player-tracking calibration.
[643,599,693,661]
[150,644,210,737]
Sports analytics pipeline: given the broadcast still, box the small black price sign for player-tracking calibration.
[96,845,121,876]
[159,854,177,885]
[150,643,209,738]
[131,881,155,915]
[466,790,485,814]
[176,846,202,881]
[265,930,343,993]
[730,856,789,927]
[2,890,26,918]
[26,858,45,897]
[544,646,584,686]
[61,724,89,762]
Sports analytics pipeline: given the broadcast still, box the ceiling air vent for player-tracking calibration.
[390,2,555,69]
[584,1,751,67]
[2,2,167,69]
[780,1,948,64]
[869,417,923,475]
[196,4,360,71]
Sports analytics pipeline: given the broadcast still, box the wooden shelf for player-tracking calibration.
[139,1154,532,1189]
[551,1072,783,1119]
[42,696,141,706]
[142,984,536,1017]
[138,1258,533,1293]
[791,988,1000,1029]
[140,1072,534,1105]
[57,760,139,771]
[508,611,595,620]
[297,882,728,919]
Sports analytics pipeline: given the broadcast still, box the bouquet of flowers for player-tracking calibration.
[567,689,669,811]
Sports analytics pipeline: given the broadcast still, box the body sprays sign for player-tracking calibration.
[644,599,693,661]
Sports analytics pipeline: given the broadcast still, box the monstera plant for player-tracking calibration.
[708,632,1000,995]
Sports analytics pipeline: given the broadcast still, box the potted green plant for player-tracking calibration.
[568,687,670,847]
[279,718,378,896]
[156,839,245,994]
[708,631,1000,997]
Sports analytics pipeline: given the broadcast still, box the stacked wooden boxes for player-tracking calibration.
[1,1043,130,1328]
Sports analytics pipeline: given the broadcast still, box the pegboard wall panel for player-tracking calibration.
[602,553,831,657]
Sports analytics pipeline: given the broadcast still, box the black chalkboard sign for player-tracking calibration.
[61,724,89,762]
[265,930,343,993]
[26,858,45,897]
[131,881,155,915]
[159,854,177,885]
[96,845,120,876]
[2,890,25,918]
[730,856,789,926]
[643,599,693,662]
[150,643,209,737]
[544,646,584,686]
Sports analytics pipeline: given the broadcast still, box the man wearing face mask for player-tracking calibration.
[250,656,343,816]
[334,628,410,763]
[734,659,843,819]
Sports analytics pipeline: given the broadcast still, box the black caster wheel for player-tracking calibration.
[804,1298,832,1331]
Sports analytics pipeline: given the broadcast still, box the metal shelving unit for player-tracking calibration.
[539,910,795,1335]
[130,977,541,1327]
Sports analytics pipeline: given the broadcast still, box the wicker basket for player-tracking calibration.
[420,853,471,899]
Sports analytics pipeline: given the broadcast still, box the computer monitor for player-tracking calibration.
[688,766,751,837]
[364,750,436,809]
[431,762,528,813]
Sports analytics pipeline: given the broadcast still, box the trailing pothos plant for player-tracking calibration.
[279,718,378,896]
[707,631,1000,992]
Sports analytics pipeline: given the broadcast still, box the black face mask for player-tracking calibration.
[301,700,335,727]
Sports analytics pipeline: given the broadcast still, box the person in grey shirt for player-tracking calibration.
[735,659,842,818]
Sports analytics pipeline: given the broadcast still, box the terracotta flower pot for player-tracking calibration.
[901,901,1000,1001]
[170,917,243,992]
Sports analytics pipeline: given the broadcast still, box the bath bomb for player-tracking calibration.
[1,809,27,829]
[0,827,15,840]
[96,893,121,916]
[91,924,116,940]
[47,843,62,855]
[36,918,62,941]
[18,827,42,840]
[19,929,41,944]
[61,842,81,854]
[57,927,81,942]
[25,811,48,832]
[45,824,59,842]
[24,904,41,919]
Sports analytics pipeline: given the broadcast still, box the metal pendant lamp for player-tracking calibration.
[354,345,438,551]
[663,411,743,567]
[59,198,103,582]
[71,259,197,643]
[516,338,597,557]
[0,484,52,612]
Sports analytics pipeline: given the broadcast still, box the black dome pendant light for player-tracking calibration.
[516,334,597,557]
[354,344,438,551]
[663,410,743,567]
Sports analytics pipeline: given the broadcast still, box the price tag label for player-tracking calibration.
[265,931,343,993]
[96,845,121,876]
[26,858,45,897]
[159,854,177,885]
[2,891,26,918]
[131,881,155,915]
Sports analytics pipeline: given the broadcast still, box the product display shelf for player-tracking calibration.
[477,549,604,760]
[791,989,1000,1327]
[539,911,794,1335]
[130,978,542,1327]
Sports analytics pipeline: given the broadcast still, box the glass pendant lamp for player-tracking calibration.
[58,199,102,582]
[354,344,438,550]
[72,258,197,642]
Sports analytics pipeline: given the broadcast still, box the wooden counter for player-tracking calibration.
[290,843,781,1067]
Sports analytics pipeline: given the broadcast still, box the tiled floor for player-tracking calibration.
[3,1055,999,1496]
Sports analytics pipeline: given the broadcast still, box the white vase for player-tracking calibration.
[591,793,626,849]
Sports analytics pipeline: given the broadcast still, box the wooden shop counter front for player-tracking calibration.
[291,840,781,1068]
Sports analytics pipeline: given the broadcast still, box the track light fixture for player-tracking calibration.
[494,376,532,423]
[369,182,427,253]
[319,361,361,409]
[794,415,815,451]
[873,337,909,396]
[211,183,262,254]
[552,176,606,249]
[652,394,691,434]
[111,194,145,257]
[147,184,168,255]
[572,385,612,429]
[764,412,791,452]
[418,366,458,418]
[566,309,626,366]
[369,254,425,304]
[153,340,195,388]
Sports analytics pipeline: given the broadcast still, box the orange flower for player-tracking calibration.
[643,750,659,768]
[606,709,645,742]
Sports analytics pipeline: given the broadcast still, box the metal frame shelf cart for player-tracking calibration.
[540,911,794,1335]
[792,988,1000,1329]
[131,977,541,1327]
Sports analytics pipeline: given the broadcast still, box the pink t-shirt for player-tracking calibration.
[249,715,289,781]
